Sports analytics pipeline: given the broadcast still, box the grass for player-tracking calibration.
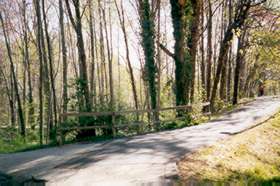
[178,112,280,183]
[0,128,57,154]
[0,137,58,154]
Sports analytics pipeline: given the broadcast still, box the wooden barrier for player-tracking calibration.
[57,102,210,144]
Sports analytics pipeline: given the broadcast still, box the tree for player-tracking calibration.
[114,0,139,110]
[33,0,44,144]
[59,0,68,117]
[87,0,96,108]
[169,0,192,107]
[65,0,91,112]
[209,0,266,111]
[42,0,57,138]
[233,27,247,105]
[189,0,202,103]
[138,0,158,125]
[206,0,213,102]
[22,0,34,128]
[0,11,26,137]
[200,0,206,94]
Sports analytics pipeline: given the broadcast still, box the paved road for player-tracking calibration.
[1,96,280,186]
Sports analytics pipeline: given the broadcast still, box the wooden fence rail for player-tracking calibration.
[61,102,210,117]
[58,102,210,143]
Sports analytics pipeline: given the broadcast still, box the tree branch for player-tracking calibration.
[65,0,77,30]
[157,41,175,59]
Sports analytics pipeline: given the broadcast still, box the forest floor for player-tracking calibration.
[0,96,280,186]
[178,111,280,184]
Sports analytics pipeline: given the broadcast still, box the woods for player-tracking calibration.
[0,0,279,145]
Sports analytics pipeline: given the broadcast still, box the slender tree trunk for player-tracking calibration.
[97,0,106,105]
[88,0,96,109]
[34,0,44,144]
[156,0,161,114]
[210,2,251,111]
[206,0,212,101]
[114,0,139,110]
[42,0,57,138]
[219,2,228,101]
[189,0,201,103]
[200,0,206,94]
[65,0,92,112]
[0,12,26,137]
[38,0,52,144]
[102,2,115,135]
[227,47,232,102]
[59,0,68,118]
[102,4,114,110]
[226,0,233,102]
[21,46,26,124]
[93,13,98,107]
[233,36,242,104]
[233,30,247,105]
[23,0,35,129]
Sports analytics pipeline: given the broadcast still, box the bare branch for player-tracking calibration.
[157,41,175,59]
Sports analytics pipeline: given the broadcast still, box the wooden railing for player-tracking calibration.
[58,102,210,143]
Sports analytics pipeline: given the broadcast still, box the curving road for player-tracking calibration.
[1,96,280,185]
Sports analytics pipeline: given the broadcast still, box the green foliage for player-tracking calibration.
[0,127,40,153]
[247,24,280,95]
[75,78,89,111]
[160,116,191,130]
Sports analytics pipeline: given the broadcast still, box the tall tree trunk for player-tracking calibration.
[21,46,26,125]
[59,0,68,118]
[22,0,35,129]
[97,0,106,105]
[114,0,139,110]
[42,0,57,138]
[170,0,191,107]
[219,1,228,101]
[156,0,161,113]
[226,0,233,102]
[189,0,201,103]
[0,12,25,137]
[138,0,158,127]
[34,0,44,144]
[98,0,109,104]
[227,47,232,102]
[10,72,16,127]
[210,1,252,111]
[102,3,114,110]
[233,30,247,105]
[38,0,52,144]
[206,0,212,101]
[102,2,115,135]
[65,0,92,112]
[88,0,96,109]
[200,0,206,94]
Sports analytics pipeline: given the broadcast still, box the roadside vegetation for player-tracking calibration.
[178,112,280,183]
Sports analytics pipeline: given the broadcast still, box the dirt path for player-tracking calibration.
[1,96,280,186]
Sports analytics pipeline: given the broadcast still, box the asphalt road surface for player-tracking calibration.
[1,96,280,186]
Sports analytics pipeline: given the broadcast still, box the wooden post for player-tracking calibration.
[112,112,116,137]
